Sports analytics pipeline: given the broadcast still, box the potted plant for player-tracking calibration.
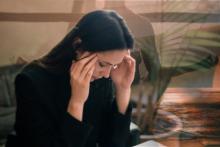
[130,9,220,142]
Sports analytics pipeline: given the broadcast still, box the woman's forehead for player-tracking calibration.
[97,50,128,64]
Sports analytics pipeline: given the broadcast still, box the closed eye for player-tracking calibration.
[98,62,107,68]
[98,60,121,69]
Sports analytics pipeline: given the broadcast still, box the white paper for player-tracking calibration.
[133,140,167,147]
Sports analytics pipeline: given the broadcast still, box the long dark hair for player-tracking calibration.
[34,10,134,75]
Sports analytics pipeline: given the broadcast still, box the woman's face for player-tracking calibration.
[76,49,129,82]
[91,49,128,82]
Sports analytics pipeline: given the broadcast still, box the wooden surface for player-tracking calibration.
[158,88,220,147]
[135,88,220,147]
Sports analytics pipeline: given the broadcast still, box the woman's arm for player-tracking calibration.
[98,80,132,147]
[115,87,131,114]
[110,53,136,115]
[68,53,97,121]
[98,53,135,147]
[14,74,93,147]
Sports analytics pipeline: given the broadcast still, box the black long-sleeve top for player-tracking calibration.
[6,63,132,147]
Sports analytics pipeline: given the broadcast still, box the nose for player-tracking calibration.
[101,67,111,78]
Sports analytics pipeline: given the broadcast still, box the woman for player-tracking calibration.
[6,10,136,147]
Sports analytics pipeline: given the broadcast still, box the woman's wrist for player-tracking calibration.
[67,98,85,121]
[115,87,131,114]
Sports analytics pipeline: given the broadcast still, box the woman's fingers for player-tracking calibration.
[79,51,91,59]
[80,56,97,81]
[127,50,130,55]
[72,53,96,77]
[130,57,136,76]
[85,64,95,82]
[77,54,96,72]
[125,55,136,73]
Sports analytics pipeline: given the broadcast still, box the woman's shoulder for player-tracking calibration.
[19,61,50,77]
[20,60,60,79]
[15,61,62,102]
[16,61,59,91]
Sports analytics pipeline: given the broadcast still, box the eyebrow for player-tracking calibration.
[100,60,121,66]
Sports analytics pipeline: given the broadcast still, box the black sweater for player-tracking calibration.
[6,64,132,147]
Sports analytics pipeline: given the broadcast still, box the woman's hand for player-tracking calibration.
[110,53,136,90]
[68,53,97,121]
[110,52,136,114]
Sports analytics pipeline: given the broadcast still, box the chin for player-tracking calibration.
[90,76,101,82]
[90,76,96,82]
[90,78,95,82]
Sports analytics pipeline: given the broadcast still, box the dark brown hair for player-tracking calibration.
[34,10,134,75]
